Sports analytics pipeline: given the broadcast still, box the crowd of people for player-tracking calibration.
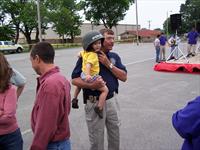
[153,27,200,63]
[0,28,127,150]
[1,27,199,150]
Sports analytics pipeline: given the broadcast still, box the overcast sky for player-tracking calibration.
[119,0,186,29]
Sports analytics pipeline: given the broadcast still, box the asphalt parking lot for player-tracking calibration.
[6,42,200,150]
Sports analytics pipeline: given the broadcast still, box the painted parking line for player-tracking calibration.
[22,129,32,136]
[125,57,154,66]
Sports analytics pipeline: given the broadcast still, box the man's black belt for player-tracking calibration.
[85,93,114,103]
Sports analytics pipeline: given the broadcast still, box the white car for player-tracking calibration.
[0,41,24,53]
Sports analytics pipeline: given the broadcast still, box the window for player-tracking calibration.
[4,41,9,45]
[7,41,13,45]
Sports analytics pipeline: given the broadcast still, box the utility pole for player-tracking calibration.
[166,11,169,38]
[166,11,172,38]
[91,21,94,30]
[135,0,139,45]
[37,0,42,42]
[148,20,151,30]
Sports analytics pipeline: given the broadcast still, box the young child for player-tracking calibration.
[0,53,23,149]
[72,31,108,118]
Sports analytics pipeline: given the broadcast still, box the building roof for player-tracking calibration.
[120,29,161,37]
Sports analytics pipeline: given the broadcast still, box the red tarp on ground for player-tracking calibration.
[154,62,200,74]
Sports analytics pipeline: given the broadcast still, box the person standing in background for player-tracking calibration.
[159,32,167,61]
[187,27,199,57]
[168,34,177,60]
[154,34,160,63]
[172,96,200,150]
[10,68,26,98]
[0,53,23,150]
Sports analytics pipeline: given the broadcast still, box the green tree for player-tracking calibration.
[80,0,134,29]
[47,0,82,43]
[0,11,6,25]
[163,18,173,36]
[0,0,22,43]
[180,0,200,33]
[1,0,81,44]
[1,0,48,44]
[19,0,48,44]
[162,0,200,34]
[0,25,15,40]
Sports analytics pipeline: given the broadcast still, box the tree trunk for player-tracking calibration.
[108,24,113,29]
[62,35,65,43]
[14,24,20,44]
[20,25,33,50]
[25,34,32,50]
[25,34,31,44]
[24,28,32,50]
[102,20,108,28]
[70,32,74,43]
[35,27,39,42]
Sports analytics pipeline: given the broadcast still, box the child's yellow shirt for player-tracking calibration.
[80,50,99,76]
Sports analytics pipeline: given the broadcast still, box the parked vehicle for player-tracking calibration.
[0,41,24,53]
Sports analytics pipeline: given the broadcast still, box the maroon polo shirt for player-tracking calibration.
[30,66,71,150]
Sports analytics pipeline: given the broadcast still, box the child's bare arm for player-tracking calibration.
[85,63,92,81]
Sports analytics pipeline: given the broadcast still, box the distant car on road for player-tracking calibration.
[0,41,24,53]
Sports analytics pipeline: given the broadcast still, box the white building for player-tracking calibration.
[19,23,140,43]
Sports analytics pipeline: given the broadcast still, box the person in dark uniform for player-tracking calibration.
[159,32,167,61]
[187,27,199,57]
[71,28,127,150]
[172,96,200,150]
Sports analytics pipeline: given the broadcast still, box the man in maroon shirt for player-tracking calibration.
[29,42,71,150]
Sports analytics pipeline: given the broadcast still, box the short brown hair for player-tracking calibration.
[30,42,55,64]
[99,28,114,35]
[0,53,13,93]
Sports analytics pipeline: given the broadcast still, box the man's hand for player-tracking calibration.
[85,75,92,82]
[90,76,106,89]
[98,51,110,68]
[97,51,127,82]
[72,98,79,109]
[72,76,106,90]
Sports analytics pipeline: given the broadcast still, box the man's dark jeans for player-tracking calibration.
[155,46,160,62]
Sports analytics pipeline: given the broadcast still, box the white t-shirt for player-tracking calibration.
[10,68,26,86]
[154,38,160,47]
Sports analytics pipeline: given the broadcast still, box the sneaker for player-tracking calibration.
[168,56,175,60]
[186,53,191,57]
[94,106,103,119]
[72,98,79,109]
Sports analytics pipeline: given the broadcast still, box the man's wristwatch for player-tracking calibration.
[109,63,114,70]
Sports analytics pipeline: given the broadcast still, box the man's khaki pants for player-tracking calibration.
[160,45,166,60]
[85,95,120,150]
[187,44,196,54]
